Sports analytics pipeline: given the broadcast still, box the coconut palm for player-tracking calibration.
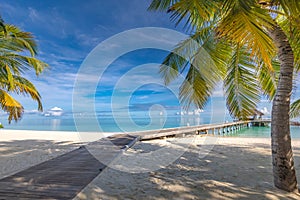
[0,19,47,122]
[149,0,300,192]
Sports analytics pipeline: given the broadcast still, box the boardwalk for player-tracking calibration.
[136,120,252,140]
[0,134,137,200]
[136,119,300,140]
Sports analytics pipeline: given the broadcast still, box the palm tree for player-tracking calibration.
[0,18,47,122]
[149,0,300,192]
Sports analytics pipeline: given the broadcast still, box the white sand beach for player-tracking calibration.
[0,129,116,179]
[1,130,300,199]
[76,136,300,200]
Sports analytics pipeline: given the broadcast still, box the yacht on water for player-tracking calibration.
[44,107,63,117]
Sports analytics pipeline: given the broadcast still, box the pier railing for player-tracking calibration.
[133,119,300,140]
[136,120,252,140]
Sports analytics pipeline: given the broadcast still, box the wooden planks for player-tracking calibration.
[136,119,300,141]
[0,134,137,200]
[137,121,252,140]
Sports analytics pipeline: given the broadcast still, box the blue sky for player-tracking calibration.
[0,0,185,112]
[0,0,276,117]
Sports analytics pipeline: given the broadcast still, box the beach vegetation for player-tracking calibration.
[0,17,47,123]
[149,0,300,193]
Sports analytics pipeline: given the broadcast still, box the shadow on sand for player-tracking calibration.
[76,138,300,200]
[0,139,83,179]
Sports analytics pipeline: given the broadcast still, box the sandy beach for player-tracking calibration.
[1,130,300,199]
[0,129,115,179]
[75,136,300,200]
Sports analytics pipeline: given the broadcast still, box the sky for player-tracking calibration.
[0,0,276,117]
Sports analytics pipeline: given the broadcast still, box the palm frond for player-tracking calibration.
[290,26,300,71]
[0,22,47,122]
[276,13,300,71]
[217,0,276,69]
[0,74,43,111]
[273,0,300,17]
[224,44,260,119]
[149,0,218,30]
[0,17,6,35]
[168,0,218,29]
[0,25,38,56]
[257,59,280,100]
[160,27,230,84]
[162,32,228,109]
[290,99,300,118]
[11,75,43,111]
[0,53,47,75]
[0,89,23,123]
[179,64,213,109]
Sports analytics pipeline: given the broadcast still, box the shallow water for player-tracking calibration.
[226,126,300,139]
[0,114,299,138]
[0,113,228,132]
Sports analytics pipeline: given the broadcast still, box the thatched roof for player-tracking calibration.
[253,109,264,116]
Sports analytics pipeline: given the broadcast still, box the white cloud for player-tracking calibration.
[28,7,39,21]
[138,95,149,100]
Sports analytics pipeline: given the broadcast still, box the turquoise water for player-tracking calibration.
[226,126,300,139]
[0,113,299,138]
[0,113,227,132]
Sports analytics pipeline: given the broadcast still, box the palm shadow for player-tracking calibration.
[0,139,83,179]
[82,138,300,200]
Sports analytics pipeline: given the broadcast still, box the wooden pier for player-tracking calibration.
[246,119,300,127]
[135,119,300,140]
[136,120,253,140]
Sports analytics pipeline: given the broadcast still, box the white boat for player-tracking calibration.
[44,107,63,117]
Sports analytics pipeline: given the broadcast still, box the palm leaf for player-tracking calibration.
[149,0,218,30]
[276,12,300,71]
[0,74,43,111]
[160,27,230,109]
[0,25,37,56]
[0,52,47,75]
[168,0,218,29]
[179,64,212,109]
[224,44,260,119]
[257,59,280,100]
[217,0,276,69]
[160,27,230,83]
[0,17,6,36]
[290,99,300,118]
[0,89,23,123]
[0,22,47,121]
[11,76,43,111]
[273,0,300,18]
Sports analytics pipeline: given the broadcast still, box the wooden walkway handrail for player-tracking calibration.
[136,118,300,140]
[136,120,253,140]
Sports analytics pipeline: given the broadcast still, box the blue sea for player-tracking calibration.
[0,112,225,132]
[225,126,300,138]
[0,112,300,138]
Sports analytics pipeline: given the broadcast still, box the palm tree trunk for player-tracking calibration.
[269,24,298,192]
